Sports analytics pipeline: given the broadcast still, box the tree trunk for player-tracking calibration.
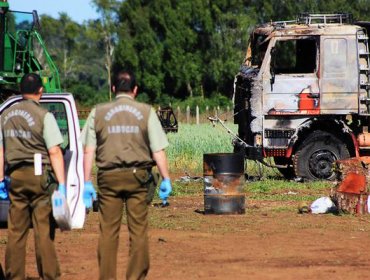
[187,82,193,98]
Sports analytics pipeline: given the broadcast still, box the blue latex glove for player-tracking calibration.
[0,179,8,200]
[58,184,66,198]
[83,181,97,209]
[159,178,172,203]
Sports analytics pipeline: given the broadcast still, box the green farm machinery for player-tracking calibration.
[0,0,60,99]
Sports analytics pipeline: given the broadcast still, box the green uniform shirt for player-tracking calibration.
[0,112,63,148]
[81,94,169,152]
[0,99,63,169]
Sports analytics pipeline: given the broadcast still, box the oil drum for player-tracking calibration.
[203,153,245,214]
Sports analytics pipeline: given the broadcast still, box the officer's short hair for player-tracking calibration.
[20,73,43,94]
[113,70,136,93]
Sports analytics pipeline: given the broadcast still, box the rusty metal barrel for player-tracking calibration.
[203,153,245,214]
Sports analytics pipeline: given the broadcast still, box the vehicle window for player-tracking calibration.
[323,38,347,76]
[272,39,317,74]
[251,34,269,67]
[8,11,34,32]
[41,102,69,150]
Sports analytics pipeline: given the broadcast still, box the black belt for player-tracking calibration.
[7,162,50,174]
[98,164,153,172]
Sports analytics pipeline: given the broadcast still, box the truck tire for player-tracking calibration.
[293,131,350,180]
[274,157,295,179]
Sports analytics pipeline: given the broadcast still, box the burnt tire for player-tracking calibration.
[293,131,350,181]
[274,157,295,179]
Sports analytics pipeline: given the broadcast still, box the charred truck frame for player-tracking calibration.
[233,13,370,180]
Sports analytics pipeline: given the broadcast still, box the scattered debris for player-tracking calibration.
[194,209,205,215]
[310,197,337,214]
[331,157,370,214]
[297,202,310,214]
[286,191,298,195]
[175,173,203,183]
[153,202,170,208]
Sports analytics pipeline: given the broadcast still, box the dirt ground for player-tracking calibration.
[0,194,369,280]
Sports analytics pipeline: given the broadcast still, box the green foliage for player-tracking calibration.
[114,0,250,101]
[36,0,370,107]
[170,94,233,112]
[69,84,109,106]
[247,179,332,193]
[40,14,108,103]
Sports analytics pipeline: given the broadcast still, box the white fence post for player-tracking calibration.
[176,106,181,122]
[196,106,200,125]
[186,105,190,124]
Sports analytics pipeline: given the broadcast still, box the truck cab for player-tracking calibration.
[234,13,370,180]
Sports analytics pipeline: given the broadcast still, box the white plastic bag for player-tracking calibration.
[52,190,72,231]
[310,197,335,214]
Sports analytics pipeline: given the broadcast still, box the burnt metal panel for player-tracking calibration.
[261,37,320,116]
[264,129,295,138]
[320,36,359,114]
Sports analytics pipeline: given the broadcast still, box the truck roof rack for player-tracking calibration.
[297,13,353,25]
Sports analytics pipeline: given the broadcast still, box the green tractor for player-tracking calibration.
[0,0,60,99]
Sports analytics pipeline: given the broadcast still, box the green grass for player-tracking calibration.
[246,179,332,193]
[167,123,239,174]
[164,123,334,202]
[166,123,280,178]
[171,178,333,200]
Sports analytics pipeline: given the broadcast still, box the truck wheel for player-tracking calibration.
[274,157,295,179]
[293,131,350,180]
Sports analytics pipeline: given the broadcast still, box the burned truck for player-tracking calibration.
[233,13,370,180]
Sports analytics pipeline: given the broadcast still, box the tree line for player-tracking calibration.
[38,0,370,107]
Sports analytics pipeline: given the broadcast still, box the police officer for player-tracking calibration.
[81,70,172,280]
[0,73,66,279]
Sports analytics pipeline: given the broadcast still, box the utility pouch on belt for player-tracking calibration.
[43,168,58,195]
[146,172,161,204]
[134,169,161,204]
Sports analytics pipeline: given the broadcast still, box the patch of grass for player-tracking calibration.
[171,181,203,196]
[148,210,202,231]
[166,124,292,178]
[170,178,333,203]
[246,179,333,193]
[167,123,236,174]
[248,193,325,201]
[245,179,333,201]
[270,206,296,213]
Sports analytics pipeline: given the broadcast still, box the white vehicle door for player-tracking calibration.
[262,37,320,115]
[0,93,85,229]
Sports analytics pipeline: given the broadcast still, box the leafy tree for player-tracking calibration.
[114,0,252,104]
[38,0,370,108]
[40,14,108,105]
[40,14,81,90]
[91,0,120,100]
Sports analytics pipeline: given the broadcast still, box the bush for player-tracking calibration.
[168,95,233,113]
[70,84,110,107]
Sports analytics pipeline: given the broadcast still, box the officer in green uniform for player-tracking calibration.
[81,70,172,280]
[0,73,66,280]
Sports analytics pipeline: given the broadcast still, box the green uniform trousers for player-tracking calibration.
[97,168,150,280]
[5,166,60,280]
